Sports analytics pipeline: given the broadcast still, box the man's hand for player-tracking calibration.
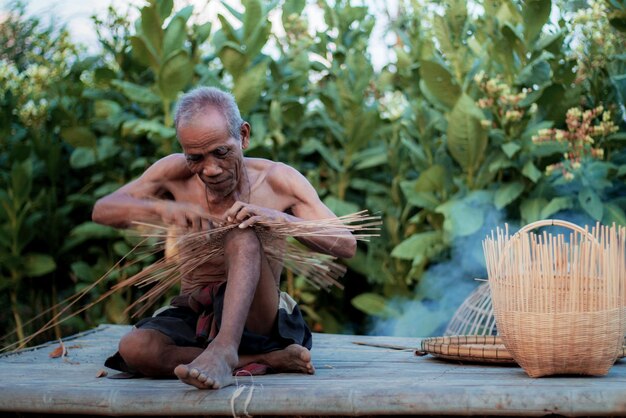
[157,200,215,232]
[224,201,288,228]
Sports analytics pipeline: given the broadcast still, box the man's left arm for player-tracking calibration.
[223,165,356,259]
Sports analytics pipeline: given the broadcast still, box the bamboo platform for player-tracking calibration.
[1,324,625,416]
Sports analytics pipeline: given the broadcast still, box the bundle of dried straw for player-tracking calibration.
[2,210,380,353]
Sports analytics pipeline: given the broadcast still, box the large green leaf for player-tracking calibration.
[217,14,241,44]
[578,187,604,221]
[157,0,174,21]
[436,197,486,237]
[299,139,342,171]
[515,59,552,87]
[523,0,551,43]
[323,196,359,217]
[415,165,446,192]
[130,35,159,69]
[244,19,271,59]
[221,1,244,21]
[501,142,521,158]
[97,137,122,160]
[60,126,97,148]
[163,16,187,59]
[522,160,542,183]
[352,146,387,170]
[603,203,626,226]
[218,43,248,79]
[391,231,443,264]
[121,119,176,140]
[158,50,194,101]
[94,100,122,119]
[111,80,161,104]
[283,0,306,23]
[232,60,268,115]
[60,222,119,253]
[432,16,455,67]
[71,261,95,282]
[243,0,263,42]
[446,94,488,173]
[419,60,461,108]
[69,147,96,169]
[400,182,440,210]
[173,4,194,21]
[540,196,573,219]
[520,197,548,224]
[11,160,33,206]
[494,181,524,209]
[345,109,380,155]
[351,293,400,318]
[195,22,213,44]
[23,253,56,277]
[140,5,163,56]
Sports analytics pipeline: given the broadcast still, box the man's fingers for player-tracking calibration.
[174,213,189,229]
[235,206,253,222]
[200,217,211,232]
[224,201,245,222]
[239,215,261,228]
[191,215,203,232]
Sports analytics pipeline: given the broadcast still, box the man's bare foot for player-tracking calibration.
[258,344,315,374]
[174,344,238,389]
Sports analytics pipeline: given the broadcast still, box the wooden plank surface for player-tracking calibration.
[0,324,625,416]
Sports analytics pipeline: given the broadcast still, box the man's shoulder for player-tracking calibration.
[148,154,192,179]
[246,158,300,183]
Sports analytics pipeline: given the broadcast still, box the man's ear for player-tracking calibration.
[240,121,251,150]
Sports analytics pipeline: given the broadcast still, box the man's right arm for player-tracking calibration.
[92,154,206,230]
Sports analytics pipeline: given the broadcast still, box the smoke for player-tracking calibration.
[370,206,506,337]
[368,200,614,337]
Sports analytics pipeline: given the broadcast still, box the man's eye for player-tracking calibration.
[214,147,229,157]
[186,155,202,163]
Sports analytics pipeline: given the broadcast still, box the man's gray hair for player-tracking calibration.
[174,87,244,139]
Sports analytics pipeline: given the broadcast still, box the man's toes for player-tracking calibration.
[189,367,201,378]
[174,364,189,379]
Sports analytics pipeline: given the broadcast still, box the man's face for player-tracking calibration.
[177,107,248,197]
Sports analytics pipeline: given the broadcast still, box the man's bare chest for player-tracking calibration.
[169,179,292,219]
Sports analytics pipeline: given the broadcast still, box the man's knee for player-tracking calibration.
[223,227,261,255]
[118,328,165,367]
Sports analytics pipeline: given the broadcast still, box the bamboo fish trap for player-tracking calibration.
[444,282,496,337]
[483,219,626,377]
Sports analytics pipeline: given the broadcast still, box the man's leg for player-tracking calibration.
[118,328,203,376]
[174,227,289,389]
[239,346,314,374]
[117,328,314,377]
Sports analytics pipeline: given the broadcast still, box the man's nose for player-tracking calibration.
[202,162,223,177]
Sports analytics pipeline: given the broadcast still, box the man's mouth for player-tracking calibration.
[204,177,230,186]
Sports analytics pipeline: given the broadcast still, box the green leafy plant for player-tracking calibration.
[2,0,626,346]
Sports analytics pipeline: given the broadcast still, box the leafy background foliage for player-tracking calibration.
[1,0,626,346]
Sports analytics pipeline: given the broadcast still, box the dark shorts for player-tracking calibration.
[105,284,312,373]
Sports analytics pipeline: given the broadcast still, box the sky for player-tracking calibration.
[2,0,396,70]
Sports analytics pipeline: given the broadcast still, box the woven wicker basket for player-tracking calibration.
[483,219,626,377]
[445,282,496,336]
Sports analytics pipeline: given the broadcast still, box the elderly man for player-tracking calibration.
[92,87,356,389]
